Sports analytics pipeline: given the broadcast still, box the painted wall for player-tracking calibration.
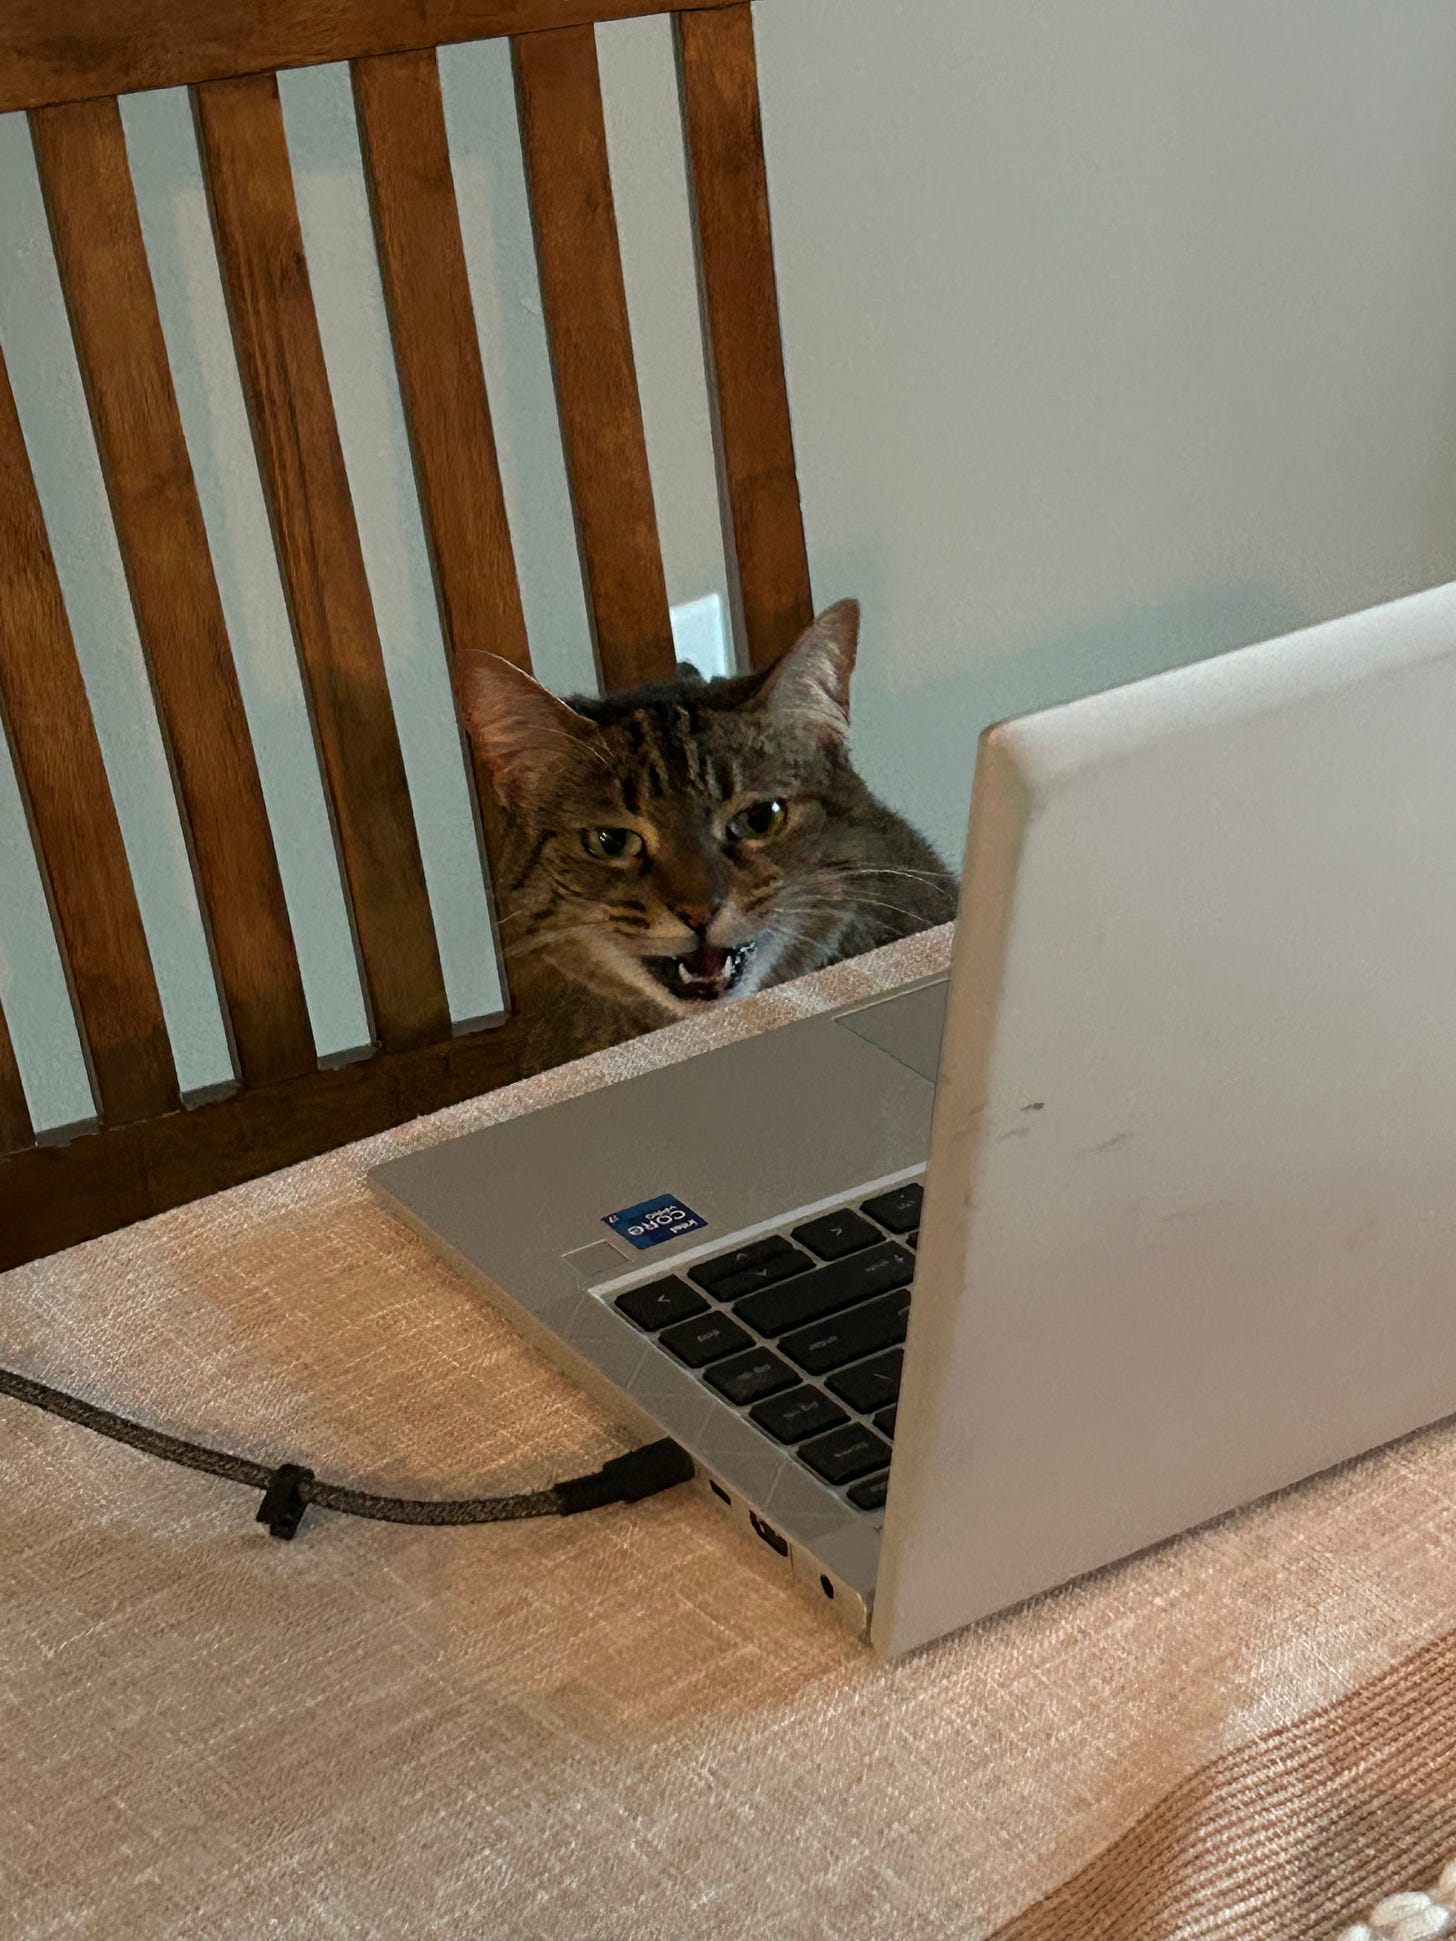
[757,0,1456,864]
[4,1,1456,1129]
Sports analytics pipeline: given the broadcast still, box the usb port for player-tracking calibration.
[749,1512,788,1557]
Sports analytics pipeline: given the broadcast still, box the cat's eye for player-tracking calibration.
[581,826,644,861]
[726,799,788,842]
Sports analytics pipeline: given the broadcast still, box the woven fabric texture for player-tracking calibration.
[5,925,1456,1940]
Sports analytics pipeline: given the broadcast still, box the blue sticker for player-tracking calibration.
[604,1192,707,1250]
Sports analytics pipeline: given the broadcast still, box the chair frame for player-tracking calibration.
[0,0,812,1268]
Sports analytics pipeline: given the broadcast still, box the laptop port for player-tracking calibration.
[709,1480,731,1505]
[749,1512,788,1557]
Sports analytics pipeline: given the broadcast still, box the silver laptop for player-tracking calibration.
[370,581,1456,1656]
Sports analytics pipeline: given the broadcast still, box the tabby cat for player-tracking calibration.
[456,599,956,1077]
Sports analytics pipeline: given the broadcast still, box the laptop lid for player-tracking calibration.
[875,581,1456,1655]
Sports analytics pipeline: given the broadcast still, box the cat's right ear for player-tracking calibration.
[454,651,600,809]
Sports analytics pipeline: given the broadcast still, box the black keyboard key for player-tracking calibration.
[827,1348,903,1413]
[708,1250,813,1304]
[861,1182,923,1233]
[873,1406,897,1439]
[704,1346,797,1406]
[749,1386,848,1444]
[848,1471,890,1511]
[780,1287,912,1375]
[791,1209,879,1262]
[735,1240,913,1336]
[800,1422,892,1485]
[660,1311,751,1368]
[689,1236,802,1295]
[615,1276,708,1331]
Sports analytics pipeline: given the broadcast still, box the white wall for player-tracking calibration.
[758,0,1456,862]
[5,0,1456,1127]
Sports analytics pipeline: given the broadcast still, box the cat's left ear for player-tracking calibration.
[753,600,858,741]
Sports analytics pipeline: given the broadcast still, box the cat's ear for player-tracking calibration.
[753,600,859,741]
[454,651,601,809]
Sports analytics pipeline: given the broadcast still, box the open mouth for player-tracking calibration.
[644,940,755,1003]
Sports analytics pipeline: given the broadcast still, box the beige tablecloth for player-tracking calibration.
[6,925,1456,1941]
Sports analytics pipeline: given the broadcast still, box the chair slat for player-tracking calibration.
[194,74,450,1054]
[0,346,179,1126]
[351,49,525,947]
[0,998,34,1154]
[512,24,675,691]
[353,50,531,681]
[677,4,812,669]
[30,96,315,1090]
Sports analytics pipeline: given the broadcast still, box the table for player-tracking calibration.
[5,925,1456,1940]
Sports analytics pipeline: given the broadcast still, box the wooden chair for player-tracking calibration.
[0,0,813,1270]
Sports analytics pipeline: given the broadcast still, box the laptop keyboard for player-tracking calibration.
[611,1176,923,1513]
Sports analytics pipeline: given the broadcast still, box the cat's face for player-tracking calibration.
[457,603,864,1016]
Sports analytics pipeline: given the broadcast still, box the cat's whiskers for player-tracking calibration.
[776,888,928,926]
[807,874,931,904]
[752,920,810,956]
[822,863,957,887]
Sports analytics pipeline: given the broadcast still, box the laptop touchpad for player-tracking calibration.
[835,978,948,1084]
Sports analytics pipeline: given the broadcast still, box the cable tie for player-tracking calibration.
[257,1463,314,1541]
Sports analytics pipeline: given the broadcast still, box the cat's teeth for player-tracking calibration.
[676,961,693,985]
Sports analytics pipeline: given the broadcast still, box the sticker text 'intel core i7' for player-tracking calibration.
[604,1194,707,1250]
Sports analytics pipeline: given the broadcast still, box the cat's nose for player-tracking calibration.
[674,897,722,936]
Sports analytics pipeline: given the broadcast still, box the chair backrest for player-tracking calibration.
[0,0,812,1269]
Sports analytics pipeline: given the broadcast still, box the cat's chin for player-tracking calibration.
[640,940,756,1005]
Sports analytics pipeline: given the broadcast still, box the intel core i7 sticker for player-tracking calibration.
[604,1193,707,1250]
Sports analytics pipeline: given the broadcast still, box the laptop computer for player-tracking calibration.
[370,580,1456,1657]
